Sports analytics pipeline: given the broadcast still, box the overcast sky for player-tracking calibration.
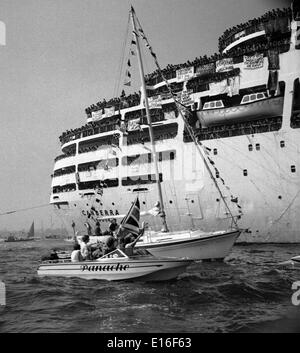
[0,0,288,231]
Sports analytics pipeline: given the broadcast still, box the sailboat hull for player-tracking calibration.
[135,229,241,260]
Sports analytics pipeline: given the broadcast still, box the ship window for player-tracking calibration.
[242,96,249,103]
[213,148,218,155]
[248,144,253,151]
[291,78,300,129]
[255,143,260,151]
[243,169,248,176]
[122,150,176,166]
[169,200,173,204]
[250,94,256,101]
[78,179,119,190]
[122,173,163,186]
[216,171,220,178]
[216,101,222,107]
[291,165,296,173]
[280,140,285,148]
[257,93,264,99]
[210,102,215,108]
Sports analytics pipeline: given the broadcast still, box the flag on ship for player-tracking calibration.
[119,197,140,236]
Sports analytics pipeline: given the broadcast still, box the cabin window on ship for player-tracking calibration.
[122,173,163,186]
[52,183,76,194]
[78,179,119,190]
[248,144,253,151]
[291,165,296,173]
[255,143,260,151]
[291,78,300,128]
[243,169,248,176]
[280,141,285,148]
[122,150,176,166]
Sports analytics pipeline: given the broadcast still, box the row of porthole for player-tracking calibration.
[74,200,196,207]
[241,165,296,176]
[215,165,296,178]
[212,141,286,155]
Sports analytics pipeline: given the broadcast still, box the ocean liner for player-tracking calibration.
[50,2,300,242]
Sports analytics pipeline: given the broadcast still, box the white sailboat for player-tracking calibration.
[125,7,241,260]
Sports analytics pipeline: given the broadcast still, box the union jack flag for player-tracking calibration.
[119,197,140,236]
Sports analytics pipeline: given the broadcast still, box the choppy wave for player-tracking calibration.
[0,240,300,332]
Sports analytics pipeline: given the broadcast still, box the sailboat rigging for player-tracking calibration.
[130,7,169,232]
[127,7,241,260]
[130,6,239,230]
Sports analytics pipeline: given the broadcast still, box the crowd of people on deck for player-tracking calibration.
[57,7,292,148]
[59,118,120,145]
[85,91,141,118]
[53,166,75,177]
[54,149,76,162]
[52,184,76,194]
[144,7,291,86]
[218,7,292,51]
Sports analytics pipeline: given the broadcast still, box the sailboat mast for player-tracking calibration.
[130,7,169,232]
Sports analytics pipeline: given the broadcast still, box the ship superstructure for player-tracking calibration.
[50,3,300,242]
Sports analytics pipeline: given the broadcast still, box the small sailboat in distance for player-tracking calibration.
[5,221,35,242]
[27,221,35,241]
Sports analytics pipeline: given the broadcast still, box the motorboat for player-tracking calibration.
[37,248,193,281]
[135,228,241,260]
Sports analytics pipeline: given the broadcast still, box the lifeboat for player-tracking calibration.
[197,94,284,128]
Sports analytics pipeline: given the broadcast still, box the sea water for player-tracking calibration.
[0,239,300,333]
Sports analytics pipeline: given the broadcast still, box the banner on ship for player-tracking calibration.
[164,111,176,120]
[176,67,194,82]
[177,89,194,106]
[243,53,264,69]
[104,106,115,117]
[196,62,215,76]
[216,58,234,72]
[127,118,141,131]
[148,95,162,109]
[209,80,228,96]
[234,30,246,40]
[91,110,103,121]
